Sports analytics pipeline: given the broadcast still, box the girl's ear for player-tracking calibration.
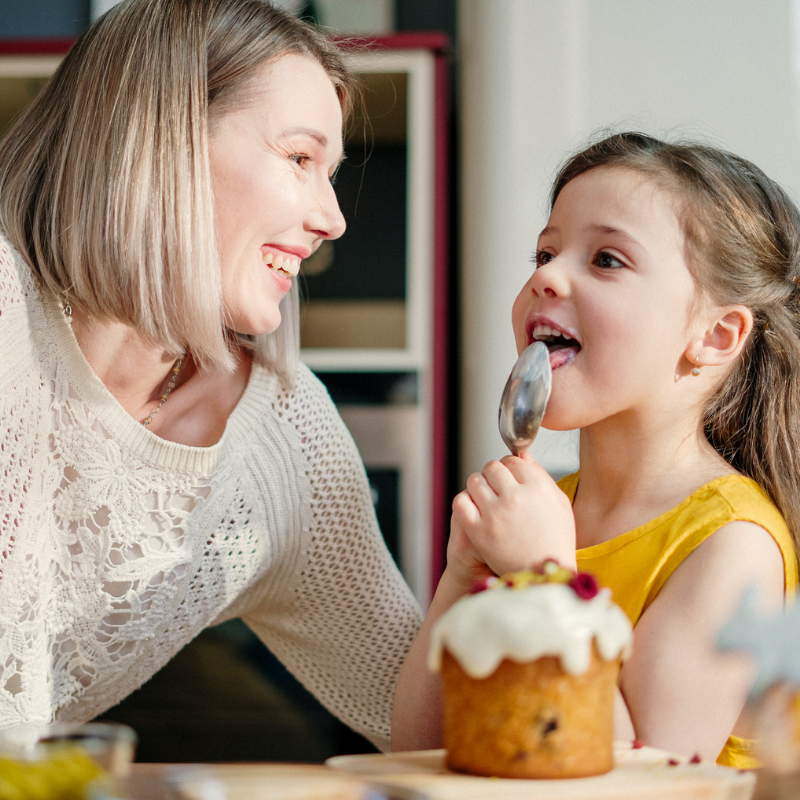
[687,305,754,368]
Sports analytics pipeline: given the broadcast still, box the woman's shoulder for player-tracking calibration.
[238,361,344,447]
[0,229,49,392]
[0,228,34,307]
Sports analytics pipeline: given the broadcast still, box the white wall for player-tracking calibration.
[458,0,800,482]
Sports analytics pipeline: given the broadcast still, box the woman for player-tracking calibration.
[0,0,422,752]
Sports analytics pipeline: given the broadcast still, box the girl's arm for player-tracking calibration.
[392,514,494,751]
[392,452,576,751]
[620,520,784,760]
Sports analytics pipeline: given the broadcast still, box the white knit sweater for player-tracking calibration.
[0,232,423,752]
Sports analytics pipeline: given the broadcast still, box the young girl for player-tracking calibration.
[394,132,799,767]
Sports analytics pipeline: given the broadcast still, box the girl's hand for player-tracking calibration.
[445,514,497,595]
[452,451,577,575]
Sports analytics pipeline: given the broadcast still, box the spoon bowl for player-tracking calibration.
[498,341,552,456]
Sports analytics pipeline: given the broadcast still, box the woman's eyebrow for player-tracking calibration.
[281,126,344,166]
[281,126,329,147]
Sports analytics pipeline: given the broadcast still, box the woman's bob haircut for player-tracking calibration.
[0,0,356,382]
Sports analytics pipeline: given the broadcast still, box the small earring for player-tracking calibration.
[691,357,701,377]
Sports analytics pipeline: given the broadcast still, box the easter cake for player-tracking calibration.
[428,562,633,779]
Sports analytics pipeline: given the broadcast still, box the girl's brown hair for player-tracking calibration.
[0,0,356,379]
[552,131,800,552]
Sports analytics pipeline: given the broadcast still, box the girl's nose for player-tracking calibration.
[308,180,346,241]
[530,256,570,299]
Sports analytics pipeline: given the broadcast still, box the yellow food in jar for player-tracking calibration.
[0,746,104,800]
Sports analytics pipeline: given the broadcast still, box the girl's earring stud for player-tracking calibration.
[691,357,702,377]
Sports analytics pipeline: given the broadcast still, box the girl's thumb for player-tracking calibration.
[520,449,536,464]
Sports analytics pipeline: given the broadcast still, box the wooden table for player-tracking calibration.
[131,743,758,799]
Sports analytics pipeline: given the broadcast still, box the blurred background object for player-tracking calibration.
[719,596,800,797]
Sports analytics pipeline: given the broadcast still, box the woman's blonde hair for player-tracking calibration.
[551,132,800,554]
[0,0,356,380]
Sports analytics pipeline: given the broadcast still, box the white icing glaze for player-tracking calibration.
[428,583,633,678]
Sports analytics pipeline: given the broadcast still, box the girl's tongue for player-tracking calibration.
[549,345,579,370]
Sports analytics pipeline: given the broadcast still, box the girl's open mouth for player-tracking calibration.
[530,322,581,369]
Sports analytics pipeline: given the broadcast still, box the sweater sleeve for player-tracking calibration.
[240,365,424,753]
[0,233,39,395]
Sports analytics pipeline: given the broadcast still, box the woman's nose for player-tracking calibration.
[308,179,346,240]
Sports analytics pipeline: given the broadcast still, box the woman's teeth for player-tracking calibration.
[262,251,300,277]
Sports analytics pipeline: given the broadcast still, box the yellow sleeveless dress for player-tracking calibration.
[559,472,799,769]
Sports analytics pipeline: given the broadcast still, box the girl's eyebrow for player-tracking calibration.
[587,224,644,252]
[538,224,643,249]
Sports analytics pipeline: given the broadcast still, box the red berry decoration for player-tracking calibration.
[668,758,679,767]
[689,753,701,764]
[569,572,599,600]
[632,739,644,750]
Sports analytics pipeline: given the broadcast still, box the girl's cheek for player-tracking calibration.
[511,297,528,353]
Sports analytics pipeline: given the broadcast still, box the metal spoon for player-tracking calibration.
[498,340,552,456]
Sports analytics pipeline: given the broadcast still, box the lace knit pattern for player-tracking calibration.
[0,234,423,751]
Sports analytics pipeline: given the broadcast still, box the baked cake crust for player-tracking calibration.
[441,643,620,779]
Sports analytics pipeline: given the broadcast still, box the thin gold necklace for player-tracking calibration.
[61,295,184,427]
[141,354,185,426]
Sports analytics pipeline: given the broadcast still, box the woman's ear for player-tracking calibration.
[686,305,754,368]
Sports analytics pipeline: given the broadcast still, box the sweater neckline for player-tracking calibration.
[43,291,274,475]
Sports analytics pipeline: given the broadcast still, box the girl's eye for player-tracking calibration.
[532,250,554,268]
[593,251,625,269]
[290,153,310,166]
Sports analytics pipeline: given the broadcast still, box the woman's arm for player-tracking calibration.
[619,520,784,760]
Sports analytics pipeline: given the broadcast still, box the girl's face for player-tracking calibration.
[209,54,346,336]
[512,166,700,431]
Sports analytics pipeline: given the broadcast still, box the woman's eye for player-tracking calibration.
[532,250,554,268]
[290,154,310,166]
[593,251,625,269]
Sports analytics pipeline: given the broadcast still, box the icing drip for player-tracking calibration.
[428,583,633,678]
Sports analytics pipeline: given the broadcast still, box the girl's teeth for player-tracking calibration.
[263,252,273,265]
[532,323,574,341]
[273,254,284,269]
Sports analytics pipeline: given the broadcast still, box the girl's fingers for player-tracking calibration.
[452,489,480,526]
[481,459,521,494]
[499,453,545,483]
[466,470,498,505]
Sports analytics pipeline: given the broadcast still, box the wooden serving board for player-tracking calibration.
[133,763,368,800]
[326,743,756,800]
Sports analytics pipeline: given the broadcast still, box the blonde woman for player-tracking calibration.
[0,0,424,751]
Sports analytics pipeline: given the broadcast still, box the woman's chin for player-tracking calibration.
[228,312,282,338]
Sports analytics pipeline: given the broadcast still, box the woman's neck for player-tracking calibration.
[573,404,736,548]
[68,308,253,446]
[69,309,192,424]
